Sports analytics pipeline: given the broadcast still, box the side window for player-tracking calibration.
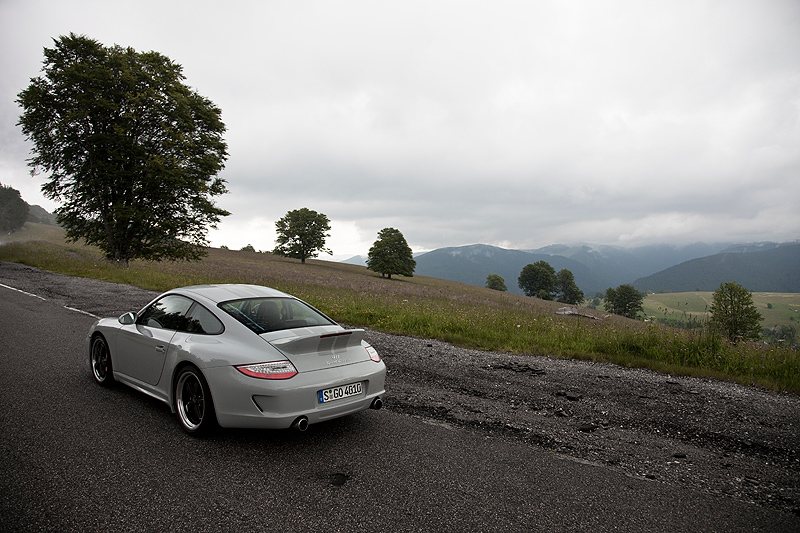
[185,303,224,335]
[137,295,194,331]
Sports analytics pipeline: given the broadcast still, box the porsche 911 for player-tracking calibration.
[87,284,386,434]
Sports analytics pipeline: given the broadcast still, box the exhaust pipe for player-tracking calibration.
[291,416,309,432]
[370,397,383,410]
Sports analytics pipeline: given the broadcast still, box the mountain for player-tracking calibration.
[526,242,733,287]
[26,204,58,225]
[414,244,607,296]
[632,243,800,293]
[411,241,799,295]
[341,255,367,266]
[413,242,739,296]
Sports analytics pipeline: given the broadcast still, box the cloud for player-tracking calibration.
[1,0,798,255]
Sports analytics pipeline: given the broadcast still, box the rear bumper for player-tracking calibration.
[203,360,386,429]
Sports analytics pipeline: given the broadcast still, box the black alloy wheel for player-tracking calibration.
[90,335,114,386]
[174,366,216,435]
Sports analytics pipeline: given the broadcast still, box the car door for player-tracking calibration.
[114,294,194,386]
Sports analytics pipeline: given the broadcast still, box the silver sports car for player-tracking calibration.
[88,284,386,434]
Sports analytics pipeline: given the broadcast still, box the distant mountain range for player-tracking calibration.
[413,244,607,296]
[632,243,800,293]
[346,241,800,295]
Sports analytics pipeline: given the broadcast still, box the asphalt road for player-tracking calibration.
[1,278,797,532]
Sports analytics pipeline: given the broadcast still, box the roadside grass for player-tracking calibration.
[2,223,798,393]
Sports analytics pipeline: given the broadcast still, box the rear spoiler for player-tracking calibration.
[267,329,366,356]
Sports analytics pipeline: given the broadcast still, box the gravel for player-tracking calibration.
[2,261,798,517]
[371,331,800,517]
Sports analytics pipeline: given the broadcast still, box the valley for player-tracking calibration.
[643,292,800,330]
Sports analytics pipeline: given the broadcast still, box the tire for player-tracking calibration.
[90,335,115,386]
[174,366,216,435]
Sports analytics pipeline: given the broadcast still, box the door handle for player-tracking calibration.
[155,345,166,354]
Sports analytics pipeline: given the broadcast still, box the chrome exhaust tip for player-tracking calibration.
[370,397,383,410]
[291,415,309,432]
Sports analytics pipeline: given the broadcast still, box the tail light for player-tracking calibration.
[236,360,298,379]
[365,345,381,362]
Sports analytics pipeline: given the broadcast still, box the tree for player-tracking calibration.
[518,261,555,298]
[763,324,796,346]
[604,284,644,319]
[486,274,507,291]
[0,184,29,233]
[367,228,415,279]
[273,208,331,263]
[16,34,229,266]
[555,269,584,305]
[710,282,763,342]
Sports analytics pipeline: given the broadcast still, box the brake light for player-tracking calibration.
[236,361,298,380]
[365,345,381,362]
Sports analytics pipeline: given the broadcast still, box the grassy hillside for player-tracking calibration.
[2,223,798,393]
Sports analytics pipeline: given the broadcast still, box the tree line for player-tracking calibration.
[486,262,647,319]
[484,261,586,305]
[485,265,763,343]
[270,208,416,279]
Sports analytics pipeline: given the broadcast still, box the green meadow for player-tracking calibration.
[644,291,800,330]
[2,223,798,393]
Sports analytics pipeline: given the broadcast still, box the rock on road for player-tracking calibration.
[0,262,797,532]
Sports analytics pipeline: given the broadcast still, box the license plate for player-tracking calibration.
[318,382,363,403]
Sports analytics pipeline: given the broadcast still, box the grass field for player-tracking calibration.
[644,292,800,329]
[2,223,798,393]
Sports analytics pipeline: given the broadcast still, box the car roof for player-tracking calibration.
[176,284,291,304]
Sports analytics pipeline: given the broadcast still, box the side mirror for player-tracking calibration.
[118,312,136,325]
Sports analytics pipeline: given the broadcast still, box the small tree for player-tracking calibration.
[709,282,763,342]
[367,227,415,279]
[0,184,29,233]
[17,34,229,266]
[555,268,584,305]
[273,208,331,263]
[604,284,644,319]
[763,324,796,345]
[486,274,507,291]
[518,261,555,298]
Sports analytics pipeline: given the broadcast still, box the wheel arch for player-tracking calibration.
[89,330,108,353]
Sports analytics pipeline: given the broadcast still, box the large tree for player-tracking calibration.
[273,208,331,263]
[0,184,29,233]
[555,268,584,305]
[518,260,556,298]
[17,34,229,266]
[367,227,415,279]
[604,284,644,319]
[710,281,763,342]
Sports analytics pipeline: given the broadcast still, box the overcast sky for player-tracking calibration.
[1,1,798,259]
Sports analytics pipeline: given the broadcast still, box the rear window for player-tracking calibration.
[219,297,335,334]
